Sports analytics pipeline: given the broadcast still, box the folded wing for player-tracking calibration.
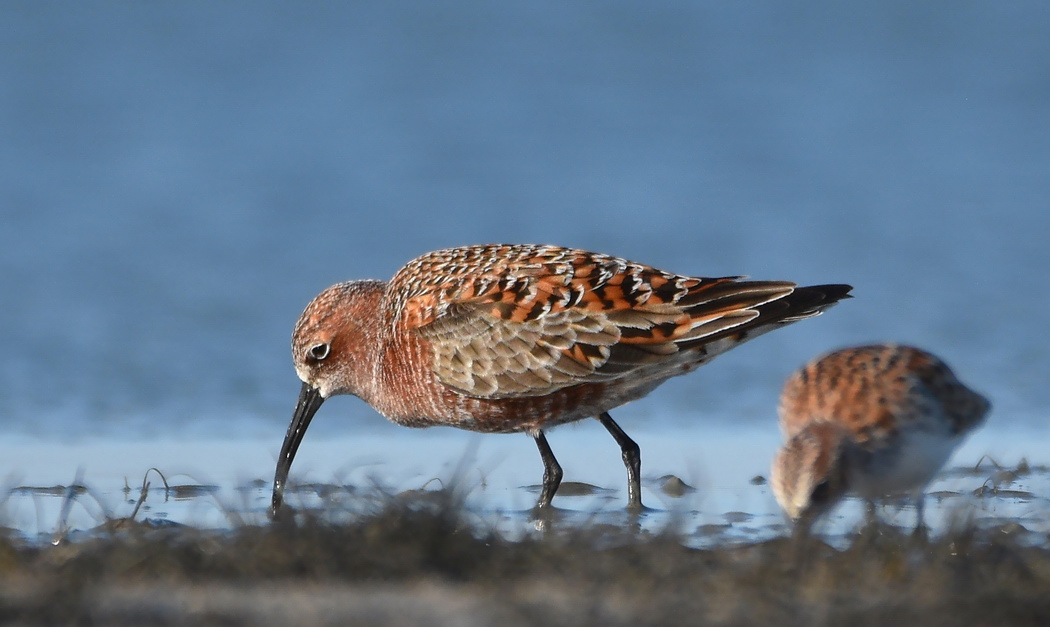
[390,244,848,399]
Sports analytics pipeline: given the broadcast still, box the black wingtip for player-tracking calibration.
[768,283,856,323]
[780,283,854,320]
[674,281,853,353]
[806,283,853,302]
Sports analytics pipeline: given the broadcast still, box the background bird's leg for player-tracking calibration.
[912,492,930,540]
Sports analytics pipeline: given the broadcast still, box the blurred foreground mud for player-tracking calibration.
[2,489,1049,626]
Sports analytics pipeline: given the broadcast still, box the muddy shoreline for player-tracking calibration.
[3,489,1049,627]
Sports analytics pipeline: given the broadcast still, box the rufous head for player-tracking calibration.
[290,280,386,399]
[272,279,385,517]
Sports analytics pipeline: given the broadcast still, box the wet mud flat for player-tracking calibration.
[3,485,1050,627]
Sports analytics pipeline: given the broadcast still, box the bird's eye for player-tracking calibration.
[810,480,832,505]
[308,343,330,361]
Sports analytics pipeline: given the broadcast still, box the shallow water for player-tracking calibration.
[5,418,1048,549]
[3,2,1050,545]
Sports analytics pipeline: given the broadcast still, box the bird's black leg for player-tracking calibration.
[597,412,643,509]
[533,430,563,508]
[912,493,929,541]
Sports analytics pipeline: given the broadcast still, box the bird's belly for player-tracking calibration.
[382,378,662,435]
[850,431,961,499]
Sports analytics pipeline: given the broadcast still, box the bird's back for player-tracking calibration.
[778,344,990,447]
[385,244,852,401]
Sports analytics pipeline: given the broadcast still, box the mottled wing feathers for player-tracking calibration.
[389,244,847,399]
[411,303,621,397]
[778,345,990,446]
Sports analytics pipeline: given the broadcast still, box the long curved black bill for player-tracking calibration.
[270,381,325,518]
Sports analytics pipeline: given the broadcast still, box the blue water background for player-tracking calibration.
[2,0,1048,475]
